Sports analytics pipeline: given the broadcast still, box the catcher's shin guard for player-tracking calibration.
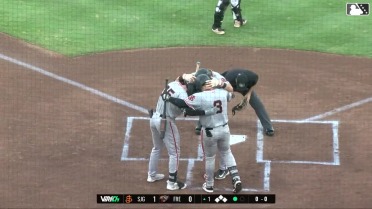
[231,0,243,22]
[213,0,230,28]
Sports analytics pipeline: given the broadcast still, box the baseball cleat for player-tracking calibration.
[234,19,247,28]
[166,180,187,190]
[195,126,201,135]
[265,129,275,137]
[233,178,242,193]
[212,27,225,35]
[147,174,165,182]
[202,183,214,193]
[214,169,230,180]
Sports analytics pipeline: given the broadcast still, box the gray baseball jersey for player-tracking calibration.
[184,89,232,128]
[184,88,239,188]
[155,81,188,119]
[148,81,188,181]
[212,71,228,83]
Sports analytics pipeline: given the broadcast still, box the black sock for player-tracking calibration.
[169,171,177,182]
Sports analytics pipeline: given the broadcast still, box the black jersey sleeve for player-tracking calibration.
[168,97,188,108]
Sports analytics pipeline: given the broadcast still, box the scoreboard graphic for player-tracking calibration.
[97,194,276,204]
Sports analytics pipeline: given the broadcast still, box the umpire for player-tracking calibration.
[221,68,275,136]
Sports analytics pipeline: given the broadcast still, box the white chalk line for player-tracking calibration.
[332,121,340,165]
[257,119,340,166]
[123,116,269,192]
[1,53,352,192]
[0,53,148,114]
[303,97,372,121]
[256,119,341,192]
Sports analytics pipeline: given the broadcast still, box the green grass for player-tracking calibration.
[0,0,371,57]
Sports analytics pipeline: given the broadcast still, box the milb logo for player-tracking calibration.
[346,3,369,15]
[97,194,123,204]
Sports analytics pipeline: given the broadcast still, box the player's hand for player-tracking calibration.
[206,78,222,88]
[182,73,196,83]
[204,106,219,116]
[161,92,170,101]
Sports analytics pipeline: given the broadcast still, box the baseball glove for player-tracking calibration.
[232,96,248,116]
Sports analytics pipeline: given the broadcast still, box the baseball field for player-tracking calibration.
[0,1,371,209]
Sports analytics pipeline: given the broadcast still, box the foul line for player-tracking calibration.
[303,97,372,121]
[0,53,148,114]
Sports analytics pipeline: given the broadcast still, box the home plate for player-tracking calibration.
[230,135,247,145]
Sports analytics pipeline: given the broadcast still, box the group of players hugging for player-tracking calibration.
[146,65,274,193]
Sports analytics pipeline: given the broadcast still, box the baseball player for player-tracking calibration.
[181,68,234,94]
[188,68,272,180]
[147,77,218,190]
[193,68,275,137]
[163,74,243,193]
[181,68,234,135]
[212,0,247,35]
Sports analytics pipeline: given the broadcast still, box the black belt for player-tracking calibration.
[204,123,228,137]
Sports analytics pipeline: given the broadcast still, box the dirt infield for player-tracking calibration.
[1,33,371,209]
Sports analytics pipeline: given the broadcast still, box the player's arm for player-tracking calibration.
[164,96,216,116]
[206,72,234,92]
[222,81,234,92]
[184,107,218,116]
[176,73,196,84]
[168,97,188,108]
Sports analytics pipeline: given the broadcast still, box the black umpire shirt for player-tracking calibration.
[221,68,259,96]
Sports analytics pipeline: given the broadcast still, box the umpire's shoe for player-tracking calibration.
[265,129,275,137]
[167,180,187,190]
[232,178,242,193]
[214,169,230,180]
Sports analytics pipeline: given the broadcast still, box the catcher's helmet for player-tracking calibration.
[195,68,213,78]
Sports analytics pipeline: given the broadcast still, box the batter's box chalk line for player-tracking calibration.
[257,119,340,166]
[121,117,340,192]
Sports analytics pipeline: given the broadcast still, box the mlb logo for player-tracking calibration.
[346,3,369,15]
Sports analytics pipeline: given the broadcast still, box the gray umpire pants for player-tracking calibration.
[250,91,273,131]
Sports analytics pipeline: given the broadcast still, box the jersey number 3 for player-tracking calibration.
[213,100,222,113]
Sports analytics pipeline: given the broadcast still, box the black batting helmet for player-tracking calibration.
[195,68,213,78]
[194,74,210,92]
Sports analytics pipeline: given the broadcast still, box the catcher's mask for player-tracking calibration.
[195,68,213,78]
